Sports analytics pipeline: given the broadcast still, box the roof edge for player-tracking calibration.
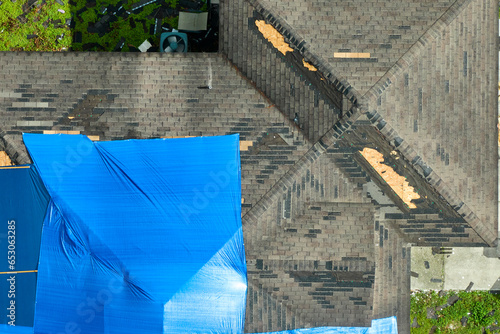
[0,130,30,165]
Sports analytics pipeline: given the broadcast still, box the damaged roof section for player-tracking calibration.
[302,59,318,71]
[330,119,488,247]
[337,121,460,217]
[255,20,293,55]
[0,152,12,166]
[258,0,457,95]
[359,147,420,209]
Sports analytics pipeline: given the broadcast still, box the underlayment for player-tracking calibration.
[411,247,500,291]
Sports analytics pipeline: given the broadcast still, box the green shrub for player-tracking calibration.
[80,9,98,24]
[0,0,71,51]
[411,291,500,333]
[469,300,494,327]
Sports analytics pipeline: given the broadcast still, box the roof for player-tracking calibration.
[365,0,499,242]
[0,0,497,333]
[256,0,457,96]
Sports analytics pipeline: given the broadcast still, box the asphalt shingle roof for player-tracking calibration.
[365,0,499,243]
[258,0,457,96]
[0,0,497,333]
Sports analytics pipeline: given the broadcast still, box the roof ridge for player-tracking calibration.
[366,110,498,246]
[242,107,363,226]
[244,0,362,107]
[363,0,475,104]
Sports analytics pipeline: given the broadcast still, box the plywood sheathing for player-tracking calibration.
[302,59,317,71]
[333,52,371,58]
[255,20,293,55]
[360,147,420,208]
[43,130,99,141]
[240,141,253,151]
[43,130,81,135]
[0,151,12,166]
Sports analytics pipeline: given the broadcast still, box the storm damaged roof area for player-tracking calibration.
[0,0,497,332]
[0,152,12,166]
[255,20,293,55]
[332,121,464,218]
[359,147,420,209]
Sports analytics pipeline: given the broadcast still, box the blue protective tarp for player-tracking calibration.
[23,134,247,334]
[368,317,398,334]
[0,166,49,327]
[252,317,398,334]
[0,324,34,334]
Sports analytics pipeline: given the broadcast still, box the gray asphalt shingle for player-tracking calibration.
[0,0,496,332]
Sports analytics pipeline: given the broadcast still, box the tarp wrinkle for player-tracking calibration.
[95,143,161,211]
[22,133,246,334]
[8,133,397,334]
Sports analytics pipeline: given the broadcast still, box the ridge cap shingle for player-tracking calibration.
[242,0,363,107]
[242,108,363,226]
[363,0,475,103]
[358,0,498,246]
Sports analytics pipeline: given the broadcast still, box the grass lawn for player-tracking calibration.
[0,0,72,51]
[0,0,209,52]
[411,290,500,333]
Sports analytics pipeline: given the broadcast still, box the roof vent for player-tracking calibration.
[160,32,188,53]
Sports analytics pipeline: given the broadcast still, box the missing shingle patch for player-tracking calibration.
[333,52,370,58]
[302,59,317,71]
[255,20,293,55]
[43,130,81,135]
[43,131,100,141]
[240,141,253,151]
[0,151,13,166]
[359,147,420,209]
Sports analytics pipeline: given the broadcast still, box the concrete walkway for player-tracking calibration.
[411,247,500,291]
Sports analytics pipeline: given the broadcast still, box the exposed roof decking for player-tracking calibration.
[0,0,496,331]
[219,0,344,143]
[258,0,456,95]
[366,0,498,242]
